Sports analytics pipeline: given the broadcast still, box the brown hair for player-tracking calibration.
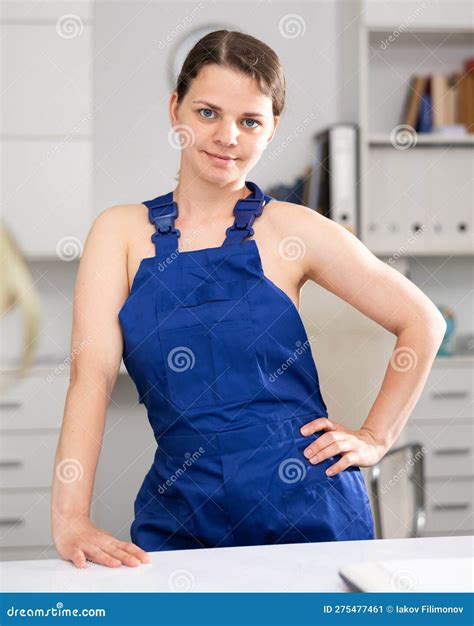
[175,30,286,117]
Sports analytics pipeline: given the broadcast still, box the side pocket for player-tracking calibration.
[282,469,375,543]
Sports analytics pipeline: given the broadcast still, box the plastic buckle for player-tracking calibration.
[151,227,180,246]
[150,201,178,235]
[232,215,250,230]
[235,197,264,216]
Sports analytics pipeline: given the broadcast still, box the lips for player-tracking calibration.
[204,151,237,161]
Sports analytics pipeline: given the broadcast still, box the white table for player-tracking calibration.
[1,535,472,593]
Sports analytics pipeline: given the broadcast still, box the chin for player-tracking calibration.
[199,164,242,184]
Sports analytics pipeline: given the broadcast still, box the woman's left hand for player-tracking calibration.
[300,417,387,476]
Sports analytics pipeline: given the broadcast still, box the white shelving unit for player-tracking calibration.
[358,21,474,256]
[358,3,474,538]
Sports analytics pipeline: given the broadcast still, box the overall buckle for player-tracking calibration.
[236,197,265,216]
[150,201,178,235]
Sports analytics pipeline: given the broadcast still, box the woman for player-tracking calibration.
[52,30,446,568]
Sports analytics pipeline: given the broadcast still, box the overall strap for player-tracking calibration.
[144,191,180,259]
[222,180,271,246]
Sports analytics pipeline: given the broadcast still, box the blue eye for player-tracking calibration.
[243,118,260,129]
[197,108,261,129]
[198,108,215,119]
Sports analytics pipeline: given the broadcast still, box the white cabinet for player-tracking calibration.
[0,369,67,558]
[0,7,94,259]
[2,139,93,258]
[1,23,93,135]
[0,367,153,561]
[405,357,474,536]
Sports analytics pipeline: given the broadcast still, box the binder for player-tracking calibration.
[308,124,359,236]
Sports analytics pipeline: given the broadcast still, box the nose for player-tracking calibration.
[213,119,239,146]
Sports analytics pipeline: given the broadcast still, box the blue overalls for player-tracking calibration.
[118,180,375,552]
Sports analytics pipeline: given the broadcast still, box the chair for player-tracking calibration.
[367,442,426,539]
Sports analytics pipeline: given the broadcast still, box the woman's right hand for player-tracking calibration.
[53,515,152,568]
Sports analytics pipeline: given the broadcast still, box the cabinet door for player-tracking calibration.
[0,491,52,547]
[424,479,473,534]
[366,147,430,255]
[0,371,68,430]
[2,139,92,258]
[405,423,473,479]
[427,148,474,254]
[1,23,92,135]
[409,365,472,421]
[0,432,60,489]
[1,20,93,258]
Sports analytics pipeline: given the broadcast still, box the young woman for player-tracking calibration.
[52,30,446,568]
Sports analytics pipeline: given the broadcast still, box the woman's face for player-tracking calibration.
[169,64,279,184]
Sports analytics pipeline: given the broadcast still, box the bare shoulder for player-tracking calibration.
[264,198,335,237]
[89,202,150,255]
[93,202,148,234]
[263,198,334,241]
[262,199,347,281]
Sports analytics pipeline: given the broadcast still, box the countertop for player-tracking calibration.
[1,535,472,592]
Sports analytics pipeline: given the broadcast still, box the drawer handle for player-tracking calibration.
[0,517,25,526]
[432,503,469,511]
[0,460,24,468]
[0,402,23,410]
[433,448,470,456]
[431,391,468,400]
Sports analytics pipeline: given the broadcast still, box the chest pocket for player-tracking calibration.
[156,280,263,411]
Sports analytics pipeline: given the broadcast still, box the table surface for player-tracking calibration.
[1,535,472,593]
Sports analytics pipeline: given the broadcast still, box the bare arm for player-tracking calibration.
[51,205,150,567]
[278,204,446,473]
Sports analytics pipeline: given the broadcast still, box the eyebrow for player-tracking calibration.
[191,100,266,118]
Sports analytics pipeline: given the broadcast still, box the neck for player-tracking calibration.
[173,171,250,223]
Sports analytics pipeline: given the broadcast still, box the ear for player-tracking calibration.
[267,115,280,144]
[169,91,179,127]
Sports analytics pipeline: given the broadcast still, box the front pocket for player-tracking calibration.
[158,279,246,312]
[159,318,262,411]
[282,469,375,542]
